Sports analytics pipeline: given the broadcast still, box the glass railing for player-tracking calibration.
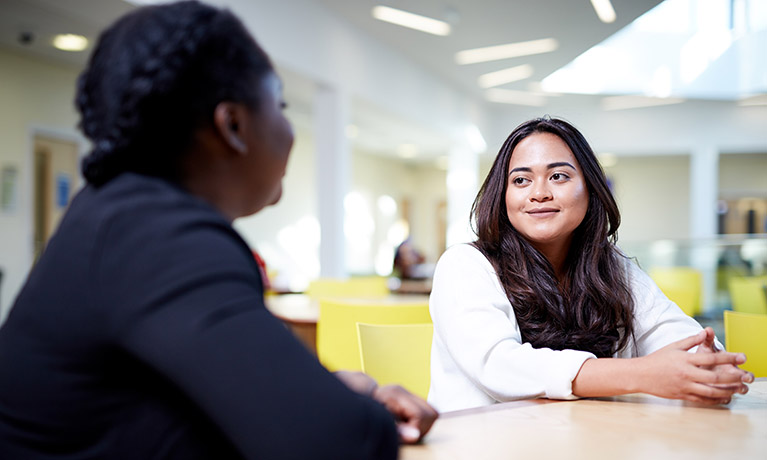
[619,234,767,316]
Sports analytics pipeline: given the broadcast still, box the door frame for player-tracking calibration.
[24,125,87,268]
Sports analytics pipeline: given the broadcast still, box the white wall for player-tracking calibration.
[0,48,82,320]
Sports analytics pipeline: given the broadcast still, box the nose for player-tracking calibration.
[529,182,552,202]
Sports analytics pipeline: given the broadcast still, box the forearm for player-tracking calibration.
[571,357,644,398]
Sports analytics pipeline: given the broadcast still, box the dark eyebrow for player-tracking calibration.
[509,162,576,175]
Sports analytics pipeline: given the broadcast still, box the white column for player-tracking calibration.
[446,145,479,247]
[314,84,349,278]
[689,146,719,314]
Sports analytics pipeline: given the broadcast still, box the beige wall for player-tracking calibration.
[0,47,83,320]
[719,153,767,198]
[604,155,691,242]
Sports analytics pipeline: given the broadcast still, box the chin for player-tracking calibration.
[268,185,283,206]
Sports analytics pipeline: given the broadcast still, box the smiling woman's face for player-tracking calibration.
[505,132,589,257]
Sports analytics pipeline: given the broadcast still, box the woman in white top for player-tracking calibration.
[428,117,753,412]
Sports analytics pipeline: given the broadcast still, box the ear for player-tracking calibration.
[213,102,248,154]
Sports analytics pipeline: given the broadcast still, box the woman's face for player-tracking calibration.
[505,132,589,256]
[243,71,294,213]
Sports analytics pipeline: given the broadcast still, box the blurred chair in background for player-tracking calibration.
[724,310,767,377]
[649,267,703,317]
[306,277,390,299]
[357,323,433,399]
[317,299,430,372]
[728,276,767,314]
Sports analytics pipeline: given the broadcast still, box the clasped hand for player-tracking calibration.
[335,371,438,443]
[640,327,754,405]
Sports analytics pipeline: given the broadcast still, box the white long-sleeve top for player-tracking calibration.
[428,243,716,412]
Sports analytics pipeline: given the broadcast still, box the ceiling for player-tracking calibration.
[316,0,664,99]
[3,0,755,162]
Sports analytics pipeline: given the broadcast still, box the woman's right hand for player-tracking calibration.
[372,385,439,444]
[637,329,754,405]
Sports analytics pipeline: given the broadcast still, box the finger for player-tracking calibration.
[686,382,740,400]
[397,423,421,443]
[689,351,746,367]
[666,330,706,351]
[687,366,749,385]
[701,327,716,347]
[378,386,438,440]
[684,393,733,405]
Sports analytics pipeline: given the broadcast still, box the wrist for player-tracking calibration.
[625,356,646,394]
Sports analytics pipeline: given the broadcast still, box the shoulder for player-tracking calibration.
[437,243,494,271]
[87,174,259,299]
[432,243,502,296]
[619,254,657,293]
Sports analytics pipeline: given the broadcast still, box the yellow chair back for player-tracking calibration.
[728,276,767,315]
[357,323,433,399]
[724,310,767,377]
[317,299,430,372]
[649,267,703,316]
[306,277,390,299]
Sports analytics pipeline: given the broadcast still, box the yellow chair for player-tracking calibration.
[724,310,767,377]
[728,276,767,314]
[306,277,390,299]
[357,323,433,399]
[316,299,431,372]
[649,267,703,317]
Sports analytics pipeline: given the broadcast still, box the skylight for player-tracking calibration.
[542,0,767,101]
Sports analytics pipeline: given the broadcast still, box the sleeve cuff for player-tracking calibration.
[543,350,597,400]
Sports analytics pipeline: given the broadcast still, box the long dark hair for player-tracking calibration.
[472,117,634,357]
[76,0,273,185]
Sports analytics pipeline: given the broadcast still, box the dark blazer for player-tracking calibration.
[0,173,397,459]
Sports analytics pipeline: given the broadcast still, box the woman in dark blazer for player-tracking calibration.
[0,2,436,458]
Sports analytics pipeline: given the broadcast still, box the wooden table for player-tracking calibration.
[402,379,767,459]
[264,294,430,355]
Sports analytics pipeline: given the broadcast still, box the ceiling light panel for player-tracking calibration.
[478,64,534,88]
[455,38,558,65]
[591,0,617,23]
[372,6,451,36]
[52,34,88,51]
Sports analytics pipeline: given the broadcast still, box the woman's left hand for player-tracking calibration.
[695,327,754,401]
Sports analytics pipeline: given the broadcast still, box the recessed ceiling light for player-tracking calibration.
[591,0,617,23]
[455,38,558,65]
[372,6,451,36]
[52,34,88,51]
[478,64,534,88]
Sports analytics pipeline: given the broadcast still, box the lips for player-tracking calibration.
[527,208,559,215]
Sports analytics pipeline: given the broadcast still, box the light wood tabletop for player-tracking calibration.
[402,378,767,460]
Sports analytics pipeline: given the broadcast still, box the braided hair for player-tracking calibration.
[472,117,635,358]
[76,0,273,185]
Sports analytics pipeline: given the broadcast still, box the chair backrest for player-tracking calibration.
[649,267,703,316]
[306,277,390,299]
[357,322,433,399]
[728,276,767,315]
[316,299,431,372]
[724,310,767,377]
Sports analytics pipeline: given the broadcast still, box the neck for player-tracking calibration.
[179,135,245,222]
[531,238,572,280]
